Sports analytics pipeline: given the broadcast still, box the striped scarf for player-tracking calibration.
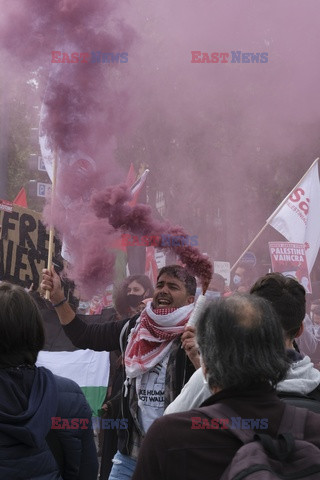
[124,301,194,378]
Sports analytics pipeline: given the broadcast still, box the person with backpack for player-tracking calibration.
[166,273,320,414]
[132,295,320,480]
[41,264,197,480]
[251,273,320,408]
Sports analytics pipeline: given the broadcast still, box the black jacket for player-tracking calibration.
[63,314,195,455]
[132,385,320,480]
[0,366,98,480]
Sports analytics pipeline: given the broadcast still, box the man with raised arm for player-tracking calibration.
[41,265,196,480]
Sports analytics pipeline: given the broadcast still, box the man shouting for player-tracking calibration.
[41,265,196,480]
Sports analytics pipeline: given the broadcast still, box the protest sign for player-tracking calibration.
[0,203,60,289]
[214,261,230,286]
[268,241,311,293]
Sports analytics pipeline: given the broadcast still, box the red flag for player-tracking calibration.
[13,188,28,208]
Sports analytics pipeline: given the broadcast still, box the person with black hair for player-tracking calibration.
[113,274,154,318]
[99,274,154,480]
[166,272,320,413]
[132,295,320,480]
[0,282,98,480]
[231,261,256,292]
[250,273,320,401]
[41,264,197,480]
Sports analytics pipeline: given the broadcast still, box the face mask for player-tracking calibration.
[78,301,90,310]
[206,291,221,300]
[127,293,146,308]
[233,274,242,286]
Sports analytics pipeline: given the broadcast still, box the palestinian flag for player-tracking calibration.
[37,348,109,417]
[35,297,114,416]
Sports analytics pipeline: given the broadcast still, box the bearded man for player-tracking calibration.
[41,265,196,480]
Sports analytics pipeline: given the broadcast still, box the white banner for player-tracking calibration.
[268,159,320,271]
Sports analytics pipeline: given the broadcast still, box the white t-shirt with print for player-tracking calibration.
[136,353,169,433]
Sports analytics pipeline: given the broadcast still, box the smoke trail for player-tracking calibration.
[2,0,319,295]
[91,184,212,291]
[116,0,320,265]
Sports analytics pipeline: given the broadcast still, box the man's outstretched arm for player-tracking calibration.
[40,267,127,351]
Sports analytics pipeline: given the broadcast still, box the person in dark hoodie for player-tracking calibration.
[0,282,98,480]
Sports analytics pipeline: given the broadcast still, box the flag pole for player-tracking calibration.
[230,224,269,273]
[230,158,319,272]
[45,149,58,300]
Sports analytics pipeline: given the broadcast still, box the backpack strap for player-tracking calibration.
[255,404,307,462]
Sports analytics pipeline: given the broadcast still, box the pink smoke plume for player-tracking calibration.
[91,184,213,291]
[2,0,320,297]
[0,0,137,297]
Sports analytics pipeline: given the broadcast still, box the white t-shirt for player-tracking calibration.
[137,354,169,433]
[164,367,211,414]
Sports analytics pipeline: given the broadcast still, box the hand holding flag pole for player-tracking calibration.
[230,157,320,273]
[45,149,58,300]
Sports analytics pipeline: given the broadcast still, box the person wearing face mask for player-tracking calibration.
[231,262,255,293]
[41,265,196,480]
[137,298,154,313]
[206,273,226,299]
[99,275,154,480]
[113,275,154,319]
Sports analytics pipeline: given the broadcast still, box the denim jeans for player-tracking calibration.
[108,451,137,480]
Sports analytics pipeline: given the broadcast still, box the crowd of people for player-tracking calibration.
[2,262,320,479]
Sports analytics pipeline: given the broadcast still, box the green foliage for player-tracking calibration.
[7,95,30,201]
[3,75,47,212]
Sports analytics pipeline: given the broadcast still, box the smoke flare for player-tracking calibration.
[92,184,212,291]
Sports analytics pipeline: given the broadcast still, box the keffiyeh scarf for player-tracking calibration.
[124,301,194,378]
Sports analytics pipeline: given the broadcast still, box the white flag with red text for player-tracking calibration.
[268,159,320,272]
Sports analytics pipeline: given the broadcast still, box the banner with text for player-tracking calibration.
[268,241,311,293]
[0,203,60,289]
